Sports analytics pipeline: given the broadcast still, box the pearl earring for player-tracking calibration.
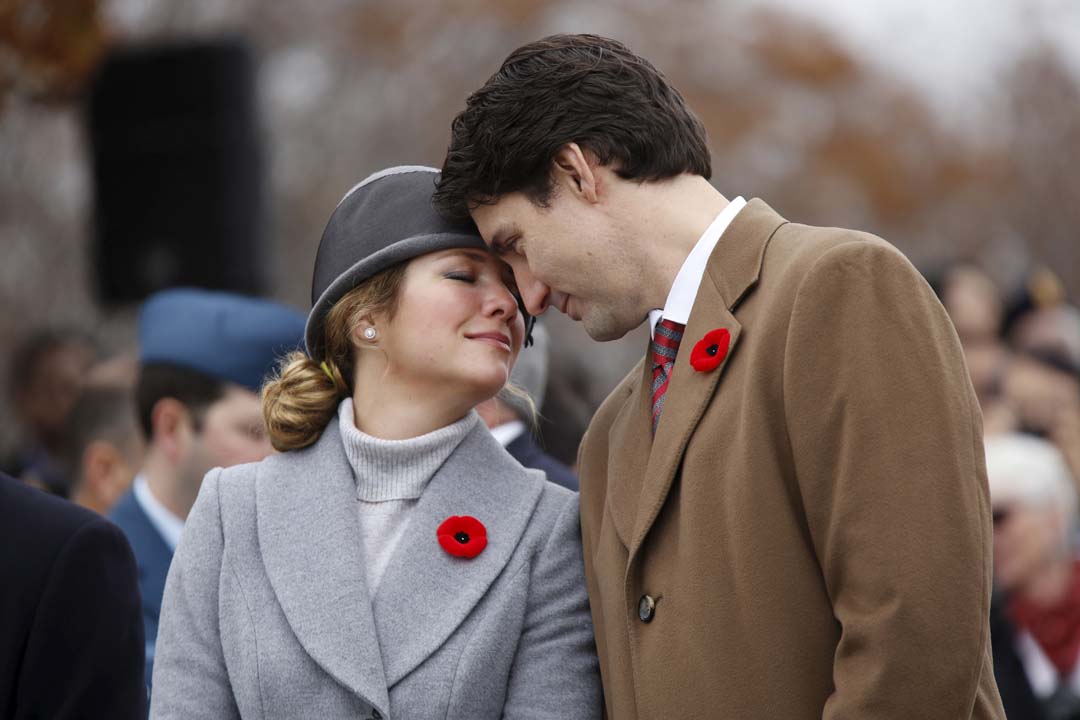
[363,327,377,340]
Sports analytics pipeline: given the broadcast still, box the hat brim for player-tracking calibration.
[304,230,487,359]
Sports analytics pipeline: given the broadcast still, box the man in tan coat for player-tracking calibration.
[436,33,1005,719]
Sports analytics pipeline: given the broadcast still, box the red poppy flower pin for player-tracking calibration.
[689,328,731,373]
[437,515,488,559]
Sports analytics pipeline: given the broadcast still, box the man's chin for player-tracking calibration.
[581,311,639,343]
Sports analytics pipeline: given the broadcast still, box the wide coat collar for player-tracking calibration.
[605,198,787,558]
[255,416,543,717]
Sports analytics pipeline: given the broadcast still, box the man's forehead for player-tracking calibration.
[470,205,515,247]
[469,200,498,225]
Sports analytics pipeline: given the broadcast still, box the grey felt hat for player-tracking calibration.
[305,166,486,360]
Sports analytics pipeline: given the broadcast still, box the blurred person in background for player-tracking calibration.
[476,322,579,491]
[437,33,1003,719]
[969,342,1019,436]
[4,329,96,495]
[0,470,145,719]
[941,264,1005,349]
[934,263,1018,435]
[997,267,1080,488]
[534,357,594,469]
[63,383,143,516]
[84,350,141,388]
[1002,266,1079,368]
[1002,351,1080,491]
[109,288,305,690]
[1011,304,1080,370]
[933,264,1080,476]
[987,433,1080,720]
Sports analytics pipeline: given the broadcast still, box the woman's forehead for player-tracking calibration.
[424,247,492,264]
[412,248,518,288]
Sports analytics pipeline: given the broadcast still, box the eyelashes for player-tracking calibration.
[444,267,519,303]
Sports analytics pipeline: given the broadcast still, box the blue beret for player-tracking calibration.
[139,288,306,392]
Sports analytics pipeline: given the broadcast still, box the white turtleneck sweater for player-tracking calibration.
[337,398,477,595]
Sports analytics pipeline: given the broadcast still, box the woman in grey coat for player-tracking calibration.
[149,166,602,719]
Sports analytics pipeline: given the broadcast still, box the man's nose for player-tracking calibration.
[517,272,551,317]
[504,260,549,316]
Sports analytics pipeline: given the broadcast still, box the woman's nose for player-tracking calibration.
[485,283,520,319]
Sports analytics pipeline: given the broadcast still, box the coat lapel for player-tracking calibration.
[604,357,653,549]
[630,282,742,557]
[372,423,543,687]
[256,418,390,714]
[628,199,787,560]
[110,489,174,620]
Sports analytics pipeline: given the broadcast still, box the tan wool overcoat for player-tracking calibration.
[578,199,1006,719]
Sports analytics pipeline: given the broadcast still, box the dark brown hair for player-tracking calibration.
[135,363,226,439]
[64,385,141,485]
[434,34,712,219]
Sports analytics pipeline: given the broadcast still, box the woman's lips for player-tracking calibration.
[467,332,512,351]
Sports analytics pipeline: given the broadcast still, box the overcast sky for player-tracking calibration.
[755,0,1080,127]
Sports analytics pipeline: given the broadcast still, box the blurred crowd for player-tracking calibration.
[2,261,1080,717]
[0,285,574,717]
[933,263,1080,719]
[0,295,569,512]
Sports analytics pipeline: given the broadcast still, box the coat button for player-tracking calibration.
[638,594,656,623]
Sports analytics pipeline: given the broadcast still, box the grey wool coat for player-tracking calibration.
[149,417,602,719]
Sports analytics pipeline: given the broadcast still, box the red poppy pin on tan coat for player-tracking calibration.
[689,328,731,372]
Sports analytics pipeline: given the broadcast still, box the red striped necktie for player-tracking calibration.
[650,318,685,434]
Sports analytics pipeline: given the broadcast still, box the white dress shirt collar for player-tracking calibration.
[132,473,185,551]
[648,196,747,338]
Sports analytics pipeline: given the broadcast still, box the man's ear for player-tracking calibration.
[82,440,131,505]
[81,441,114,496]
[150,397,194,462]
[552,143,600,204]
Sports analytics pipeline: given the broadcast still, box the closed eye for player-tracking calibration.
[445,272,476,283]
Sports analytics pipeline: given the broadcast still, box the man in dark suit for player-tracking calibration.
[109,288,305,688]
[476,323,579,491]
[0,471,145,718]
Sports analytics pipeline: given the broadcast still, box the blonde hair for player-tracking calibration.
[498,383,538,428]
[262,263,407,451]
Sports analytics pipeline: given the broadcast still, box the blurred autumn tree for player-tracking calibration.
[997,46,1080,292]
[0,0,108,107]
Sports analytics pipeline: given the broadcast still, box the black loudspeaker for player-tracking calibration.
[87,38,264,304]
